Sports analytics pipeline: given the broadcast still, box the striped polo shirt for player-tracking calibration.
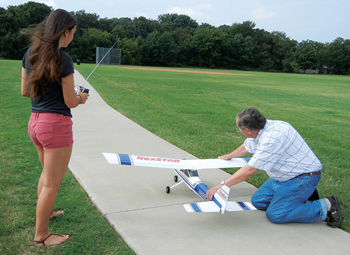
[244,120,322,181]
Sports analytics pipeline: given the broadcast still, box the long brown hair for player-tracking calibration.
[24,9,77,99]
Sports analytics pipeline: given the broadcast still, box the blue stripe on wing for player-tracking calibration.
[190,203,202,212]
[119,154,132,165]
[238,201,250,210]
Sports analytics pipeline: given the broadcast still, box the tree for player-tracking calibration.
[0,2,51,59]
[111,25,127,40]
[71,28,112,63]
[171,28,193,66]
[223,33,254,70]
[293,44,317,72]
[6,1,52,29]
[124,16,160,38]
[99,17,118,33]
[114,17,132,30]
[229,21,256,38]
[158,13,198,33]
[249,28,272,70]
[116,38,142,65]
[298,40,327,70]
[326,38,350,74]
[270,31,297,71]
[141,31,177,66]
[190,27,228,68]
[72,10,100,37]
[1,3,350,74]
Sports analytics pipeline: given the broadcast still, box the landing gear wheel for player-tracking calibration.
[166,186,170,193]
[174,175,178,182]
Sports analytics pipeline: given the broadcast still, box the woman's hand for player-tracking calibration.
[76,87,89,104]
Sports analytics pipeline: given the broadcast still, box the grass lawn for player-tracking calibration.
[1,59,349,254]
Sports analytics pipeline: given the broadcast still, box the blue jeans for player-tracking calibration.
[251,174,328,223]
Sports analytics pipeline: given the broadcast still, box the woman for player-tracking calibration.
[21,9,89,246]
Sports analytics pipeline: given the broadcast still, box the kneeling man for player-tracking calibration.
[206,107,342,227]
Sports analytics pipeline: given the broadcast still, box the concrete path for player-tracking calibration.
[69,70,350,255]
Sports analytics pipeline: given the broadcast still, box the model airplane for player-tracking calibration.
[102,153,257,214]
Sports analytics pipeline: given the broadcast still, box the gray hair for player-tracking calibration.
[236,107,266,131]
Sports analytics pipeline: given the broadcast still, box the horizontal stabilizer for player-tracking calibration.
[183,185,256,213]
[184,201,221,213]
[225,202,257,211]
[184,201,256,213]
[103,153,247,170]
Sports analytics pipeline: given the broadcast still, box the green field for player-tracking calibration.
[1,59,349,254]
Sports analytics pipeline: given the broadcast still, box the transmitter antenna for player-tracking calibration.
[81,38,120,87]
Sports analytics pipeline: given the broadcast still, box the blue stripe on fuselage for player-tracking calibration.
[173,169,222,209]
[194,183,222,209]
[119,154,132,165]
[194,183,209,201]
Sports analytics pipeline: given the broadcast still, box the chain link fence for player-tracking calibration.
[96,47,121,65]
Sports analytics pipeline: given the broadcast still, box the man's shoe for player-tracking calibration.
[327,196,342,228]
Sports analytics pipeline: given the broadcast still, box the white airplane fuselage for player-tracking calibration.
[173,169,208,200]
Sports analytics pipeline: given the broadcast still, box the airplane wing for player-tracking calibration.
[183,185,256,214]
[102,153,248,170]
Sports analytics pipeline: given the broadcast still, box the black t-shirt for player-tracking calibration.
[22,48,74,117]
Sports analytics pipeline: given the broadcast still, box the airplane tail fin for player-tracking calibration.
[183,185,256,214]
[213,184,230,214]
[183,185,229,214]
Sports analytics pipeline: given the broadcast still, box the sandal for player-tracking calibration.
[34,233,70,247]
[50,210,64,219]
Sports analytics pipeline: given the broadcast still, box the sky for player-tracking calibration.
[1,0,349,43]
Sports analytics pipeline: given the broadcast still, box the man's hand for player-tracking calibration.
[218,154,232,160]
[206,184,222,201]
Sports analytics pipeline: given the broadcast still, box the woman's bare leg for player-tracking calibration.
[37,147,44,197]
[36,147,64,218]
[34,145,72,245]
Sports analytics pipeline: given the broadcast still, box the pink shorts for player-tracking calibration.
[28,112,74,149]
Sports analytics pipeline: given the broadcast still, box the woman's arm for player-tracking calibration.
[61,73,89,108]
[21,67,31,97]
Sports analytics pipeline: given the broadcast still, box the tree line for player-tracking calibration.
[1,1,349,74]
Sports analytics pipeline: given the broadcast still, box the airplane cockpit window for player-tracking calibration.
[181,169,190,177]
[189,170,199,177]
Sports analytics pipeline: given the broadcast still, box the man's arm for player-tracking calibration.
[218,144,249,160]
[206,164,258,201]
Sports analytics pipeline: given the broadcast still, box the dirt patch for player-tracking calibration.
[114,66,255,76]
